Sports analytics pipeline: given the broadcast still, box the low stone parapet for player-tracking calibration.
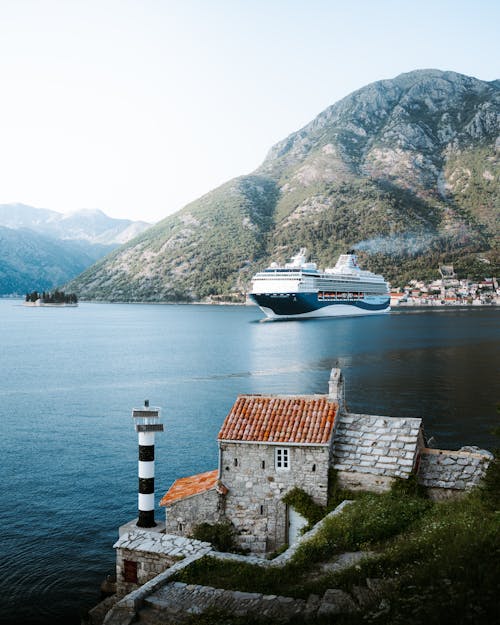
[418,447,493,498]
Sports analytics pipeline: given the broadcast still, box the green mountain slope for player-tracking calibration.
[66,69,499,301]
[0,227,114,295]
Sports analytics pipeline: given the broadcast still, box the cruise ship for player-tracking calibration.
[249,249,390,320]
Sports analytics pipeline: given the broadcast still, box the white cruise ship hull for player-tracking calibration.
[250,292,390,320]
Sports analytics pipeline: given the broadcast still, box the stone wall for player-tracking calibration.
[418,447,492,499]
[114,530,211,596]
[99,502,379,625]
[331,413,422,491]
[100,502,354,625]
[164,488,224,536]
[220,441,330,553]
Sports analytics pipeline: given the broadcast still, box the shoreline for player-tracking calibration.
[4,295,499,310]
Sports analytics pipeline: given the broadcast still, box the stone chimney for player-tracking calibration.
[328,368,345,413]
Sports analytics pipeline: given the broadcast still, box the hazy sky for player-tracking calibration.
[0,0,498,223]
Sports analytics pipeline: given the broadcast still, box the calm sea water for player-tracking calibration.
[0,300,499,625]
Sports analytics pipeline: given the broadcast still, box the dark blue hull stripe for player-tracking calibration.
[249,293,390,316]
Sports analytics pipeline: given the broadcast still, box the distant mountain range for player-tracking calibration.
[0,205,150,295]
[67,70,500,301]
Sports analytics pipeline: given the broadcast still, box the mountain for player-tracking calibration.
[0,227,115,295]
[0,205,151,295]
[0,204,150,245]
[66,70,499,302]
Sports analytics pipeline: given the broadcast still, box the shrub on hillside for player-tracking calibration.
[191,521,240,553]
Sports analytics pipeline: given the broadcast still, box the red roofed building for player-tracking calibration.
[218,392,338,552]
[160,470,228,536]
[160,369,343,553]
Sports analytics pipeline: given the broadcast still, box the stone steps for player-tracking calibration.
[141,581,307,623]
[137,578,393,623]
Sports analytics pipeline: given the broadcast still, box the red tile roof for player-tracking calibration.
[159,469,227,507]
[217,395,337,444]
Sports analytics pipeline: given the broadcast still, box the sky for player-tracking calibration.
[0,0,498,224]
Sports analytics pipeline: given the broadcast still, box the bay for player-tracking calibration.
[0,300,498,625]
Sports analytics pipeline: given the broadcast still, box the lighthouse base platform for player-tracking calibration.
[119,518,165,538]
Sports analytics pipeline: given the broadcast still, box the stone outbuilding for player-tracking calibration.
[160,469,228,536]
[331,412,424,492]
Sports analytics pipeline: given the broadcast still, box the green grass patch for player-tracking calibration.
[291,491,430,568]
[174,489,500,624]
[304,494,500,624]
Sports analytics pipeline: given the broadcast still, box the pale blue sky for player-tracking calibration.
[0,0,498,222]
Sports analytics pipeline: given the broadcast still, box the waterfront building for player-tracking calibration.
[158,369,491,554]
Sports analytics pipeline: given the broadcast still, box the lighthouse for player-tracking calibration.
[132,400,163,527]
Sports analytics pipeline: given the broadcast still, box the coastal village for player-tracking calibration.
[390,265,500,307]
[89,368,494,625]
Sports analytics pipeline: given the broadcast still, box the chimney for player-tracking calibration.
[328,368,345,413]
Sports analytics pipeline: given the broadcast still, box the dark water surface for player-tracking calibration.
[0,300,498,624]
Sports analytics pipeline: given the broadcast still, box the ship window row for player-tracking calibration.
[318,285,387,293]
[319,291,364,301]
[255,274,301,279]
[318,291,384,300]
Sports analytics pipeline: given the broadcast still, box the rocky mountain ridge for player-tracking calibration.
[66,70,499,301]
[0,204,150,245]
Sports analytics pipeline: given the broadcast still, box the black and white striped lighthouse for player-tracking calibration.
[132,400,163,528]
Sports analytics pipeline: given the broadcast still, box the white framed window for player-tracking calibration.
[275,447,290,470]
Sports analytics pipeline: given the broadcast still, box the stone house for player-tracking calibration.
[161,370,342,553]
[216,392,337,552]
[159,368,492,554]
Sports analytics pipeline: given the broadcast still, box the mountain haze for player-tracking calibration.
[66,70,499,301]
[0,204,150,245]
[0,205,151,295]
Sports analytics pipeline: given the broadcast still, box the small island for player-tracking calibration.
[23,289,78,306]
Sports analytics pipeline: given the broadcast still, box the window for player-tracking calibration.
[234,458,238,467]
[275,447,290,470]
[261,460,265,469]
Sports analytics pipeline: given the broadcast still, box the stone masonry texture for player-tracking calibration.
[114,531,211,596]
[164,488,224,536]
[331,413,422,490]
[220,441,330,552]
[418,447,492,494]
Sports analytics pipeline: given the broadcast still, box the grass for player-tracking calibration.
[174,490,431,598]
[173,469,500,624]
[291,491,430,569]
